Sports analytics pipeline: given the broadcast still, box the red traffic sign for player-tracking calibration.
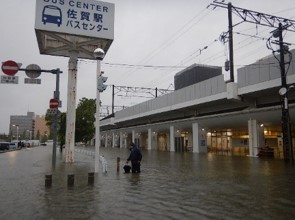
[1,60,19,76]
[49,98,59,109]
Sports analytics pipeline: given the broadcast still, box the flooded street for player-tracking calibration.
[1,145,295,220]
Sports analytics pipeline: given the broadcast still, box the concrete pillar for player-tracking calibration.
[192,123,207,153]
[166,131,170,151]
[112,132,115,148]
[65,51,78,163]
[120,131,123,148]
[132,130,135,143]
[105,133,108,148]
[124,138,127,148]
[188,131,193,151]
[248,119,263,157]
[153,131,158,150]
[148,128,152,150]
[170,126,175,152]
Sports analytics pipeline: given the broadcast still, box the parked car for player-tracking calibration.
[0,142,10,151]
[9,142,17,150]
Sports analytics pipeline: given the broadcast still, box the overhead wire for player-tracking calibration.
[115,7,215,86]
[79,4,295,90]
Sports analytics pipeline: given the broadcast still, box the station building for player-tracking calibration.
[100,50,295,160]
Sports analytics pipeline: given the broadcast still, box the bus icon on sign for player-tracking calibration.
[42,5,62,27]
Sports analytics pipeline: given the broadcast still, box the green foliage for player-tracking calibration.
[75,98,96,144]
[21,131,26,140]
[36,130,40,141]
[52,98,96,146]
[41,134,48,143]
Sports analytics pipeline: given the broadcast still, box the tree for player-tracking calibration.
[75,98,96,144]
[46,98,96,146]
[41,134,48,143]
[21,131,26,140]
[36,130,40,141]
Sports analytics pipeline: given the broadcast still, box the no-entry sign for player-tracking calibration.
[49,98,59,109]
[1,60,19,75]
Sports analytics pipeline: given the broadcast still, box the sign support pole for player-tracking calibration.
[52,69,61,169]
[65,51,78,163]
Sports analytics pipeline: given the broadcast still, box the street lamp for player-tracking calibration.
[12,124,19,142]
[94,48,105,173]
[26,130,32,146]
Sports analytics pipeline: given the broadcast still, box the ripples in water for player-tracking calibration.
[1,146,295,219]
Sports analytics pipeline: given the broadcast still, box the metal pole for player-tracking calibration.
[16,126,19,143]
[65,51,78,163]
[95,60,101,173]
[52,69,61,167]
[228,2,234,82]
[278,23,294,164]
[112,85,115,115]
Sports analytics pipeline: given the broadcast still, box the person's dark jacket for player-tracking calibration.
[127,145,142,162]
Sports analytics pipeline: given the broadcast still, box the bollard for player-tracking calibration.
[117,157,120,172]
[88,172,94,186]
[45,174,52,187]
[67,174,75,187]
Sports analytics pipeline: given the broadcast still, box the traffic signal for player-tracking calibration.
[97,76,108,92]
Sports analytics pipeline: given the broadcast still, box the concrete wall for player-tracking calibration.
[113,75,226,122]
[238,49,295,88]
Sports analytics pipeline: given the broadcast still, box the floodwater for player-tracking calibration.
[0,145,295,220]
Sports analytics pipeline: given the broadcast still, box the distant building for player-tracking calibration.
[10,112,35,140]
[35,115,50,139]
[9,112,50,140]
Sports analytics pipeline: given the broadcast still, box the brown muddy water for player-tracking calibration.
[0,144,295,220]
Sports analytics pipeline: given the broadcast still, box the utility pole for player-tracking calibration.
[209,0,295,164]
[278,24,294,164]
[228,2,234,82]
[112,85,115,115]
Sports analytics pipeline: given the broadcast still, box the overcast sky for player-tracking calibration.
[0,0,294,134]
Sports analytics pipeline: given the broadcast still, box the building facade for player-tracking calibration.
[99,50,295,161]
[10,112,35,140]
[35,115,50,139]
[9,112,50,141]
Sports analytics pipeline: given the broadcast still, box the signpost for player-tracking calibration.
[35,0,114,59]
[1,75,19,84]
[50,98,59,109]
[25,64,41,78]
[47,109,58,115]
[34,0,115,165]
[1,61,62,168]
[1,60,19,76]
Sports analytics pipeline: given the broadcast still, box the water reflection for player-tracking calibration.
[0,146,295,219]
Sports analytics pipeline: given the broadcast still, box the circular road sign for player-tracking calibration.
[25,64,41,78]
[50,98,59,109]
[1,60,19,75]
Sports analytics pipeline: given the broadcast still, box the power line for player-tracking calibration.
[102,62,187,69]
[115,6,214,85]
